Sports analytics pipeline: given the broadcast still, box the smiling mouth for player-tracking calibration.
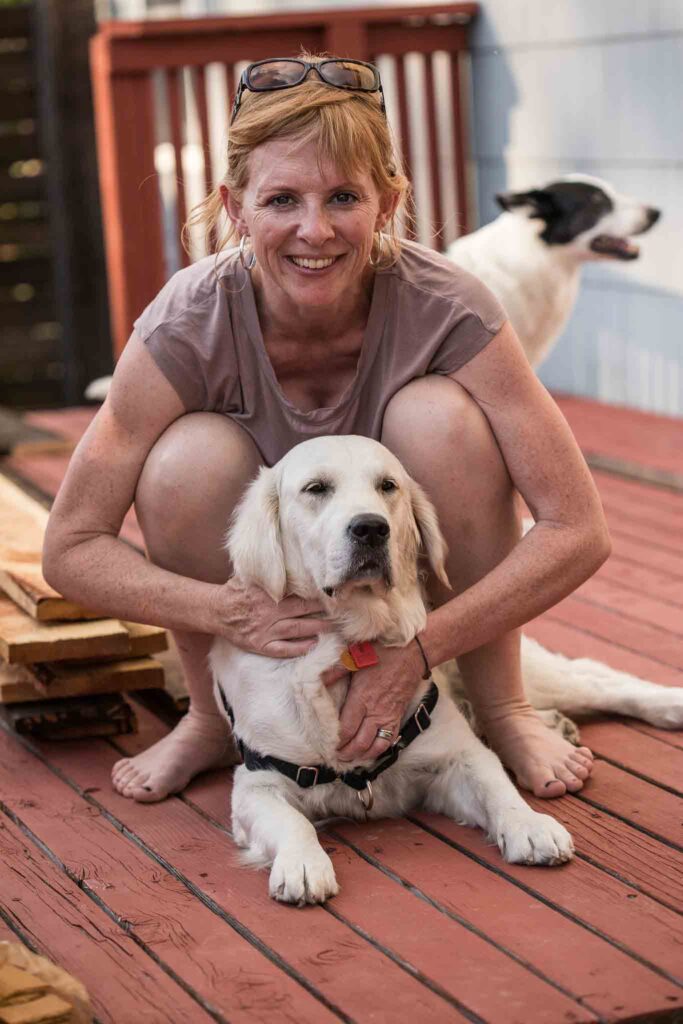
[287,255,340,270]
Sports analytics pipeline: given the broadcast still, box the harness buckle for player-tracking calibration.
[295,766,319,788]
[415,702,431,733]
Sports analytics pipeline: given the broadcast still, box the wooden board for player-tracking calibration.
[0,598,167,666]
[0,658,164,704]
[0,473,97,621]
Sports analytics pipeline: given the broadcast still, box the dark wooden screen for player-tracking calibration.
[90,4,479,358]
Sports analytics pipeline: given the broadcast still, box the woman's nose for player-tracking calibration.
[297,203,335,245]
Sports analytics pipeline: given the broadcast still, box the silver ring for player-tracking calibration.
[376,727,393,741]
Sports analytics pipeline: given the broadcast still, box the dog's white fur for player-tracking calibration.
[447,174,658,367]
[209,435,680,906]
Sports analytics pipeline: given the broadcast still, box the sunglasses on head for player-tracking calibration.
[230,58,386,124]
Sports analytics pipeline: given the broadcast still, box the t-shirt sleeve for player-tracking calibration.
[428,272,507,375]
[133,280,208,411]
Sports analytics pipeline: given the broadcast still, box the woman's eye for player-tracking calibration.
[304,481,330,495]
[380,479,397,493]
[333,192,357,205]
[270,194,293,207]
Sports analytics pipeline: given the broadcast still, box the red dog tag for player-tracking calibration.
[347,641,379,669]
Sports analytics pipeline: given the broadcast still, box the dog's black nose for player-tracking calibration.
[646,207,661,227]
[348,514,390,548]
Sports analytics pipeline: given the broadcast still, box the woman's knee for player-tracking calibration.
[135,413,262,578]
[381,375,509,485]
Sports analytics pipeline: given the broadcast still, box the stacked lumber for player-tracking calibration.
[0,473,168,739]
[0,941,92,1023]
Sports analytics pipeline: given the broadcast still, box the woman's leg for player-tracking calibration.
[111,413,262,802]
[381,376,593,798]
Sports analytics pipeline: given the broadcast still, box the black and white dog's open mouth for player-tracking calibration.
[590,234,640,260]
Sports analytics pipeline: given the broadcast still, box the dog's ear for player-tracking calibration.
[226,466,287,602]
[496,189,558,220]
[408,479,451,589]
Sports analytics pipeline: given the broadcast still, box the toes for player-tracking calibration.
[576,746,594,761]
[526,766,567,799]
[554,765,584,793]
[567,758,590,780]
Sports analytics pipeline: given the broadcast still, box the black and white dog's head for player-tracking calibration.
[496,174,660,261]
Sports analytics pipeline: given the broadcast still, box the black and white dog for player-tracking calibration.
[447,174,660,367]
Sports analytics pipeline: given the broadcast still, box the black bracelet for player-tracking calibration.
[414,634,431,680]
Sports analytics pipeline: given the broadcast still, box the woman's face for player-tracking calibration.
[223,137,396,317]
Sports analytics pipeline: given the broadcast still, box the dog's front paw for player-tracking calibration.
[496,810,574,866]
[269,846,339,906]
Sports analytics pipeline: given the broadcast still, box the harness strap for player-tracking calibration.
[218,680,439,792]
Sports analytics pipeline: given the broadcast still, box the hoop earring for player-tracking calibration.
[368,231,386,269]
[239,233,256,271]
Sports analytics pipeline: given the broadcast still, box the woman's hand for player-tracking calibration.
[336,643,424,763]
[211,577,333,657]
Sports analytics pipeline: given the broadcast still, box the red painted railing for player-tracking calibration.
[89,4,479,357]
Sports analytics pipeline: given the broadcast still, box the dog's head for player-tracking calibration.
[227,436,449,638]
[496,174,660,261]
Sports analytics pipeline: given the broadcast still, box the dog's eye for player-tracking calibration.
[304,481,330,496]
[380,478,398,493]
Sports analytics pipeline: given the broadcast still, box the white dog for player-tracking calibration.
[209,435,682,906]
[448,174,660,367]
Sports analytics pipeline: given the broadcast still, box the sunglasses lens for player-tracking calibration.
[321,61,378,91]
[247,60,304,90]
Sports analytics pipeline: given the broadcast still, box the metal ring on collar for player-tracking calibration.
[376,727,393,741]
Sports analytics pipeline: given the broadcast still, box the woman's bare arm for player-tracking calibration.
[420,319,611,666]
[43,333,332,653]
[42,333,225,634]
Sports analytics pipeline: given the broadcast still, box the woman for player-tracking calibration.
[43,56,609,803]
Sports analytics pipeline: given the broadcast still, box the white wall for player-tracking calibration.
[468,0,683,415]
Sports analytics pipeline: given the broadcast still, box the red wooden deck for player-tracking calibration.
[1,395,682,1024]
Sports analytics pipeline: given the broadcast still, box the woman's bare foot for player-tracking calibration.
[479,702,594,798]
[111,706,241,802]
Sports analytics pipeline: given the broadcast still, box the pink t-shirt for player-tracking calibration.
[134,239,507,466]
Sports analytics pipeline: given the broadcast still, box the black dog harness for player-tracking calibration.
[218,681,439,804]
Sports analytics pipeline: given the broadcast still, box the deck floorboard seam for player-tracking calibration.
[0,798,228,1024]
[0,723,354,1024]
[327,830,607,1020]
[409,815,683,990]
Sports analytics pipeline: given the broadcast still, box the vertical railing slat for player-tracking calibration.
[167,67,189,268]
[395,54,416,240]
[423,52,443,250]
[450,49,469,237]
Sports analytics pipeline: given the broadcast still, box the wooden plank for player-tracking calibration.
[408,812,683,992]
[593,467,683,514]
[578,761,683,849]
[0,728,340,1024]
[578,720,683,793]
[549,595,683,671]
[596,556,683,609]
[594,474,683,533]
[0,473,98,621]
[335,815,682,1020]
[572,576,683,637]
[39,731,471,1023]
[603,509,683,554]
[0,657,163,704]
[555,395,683,477]
[525,793,683,914]
[0,597,130,664]
[0,773,232,1022]
[527,616,683,689]
[627,720,683,750]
